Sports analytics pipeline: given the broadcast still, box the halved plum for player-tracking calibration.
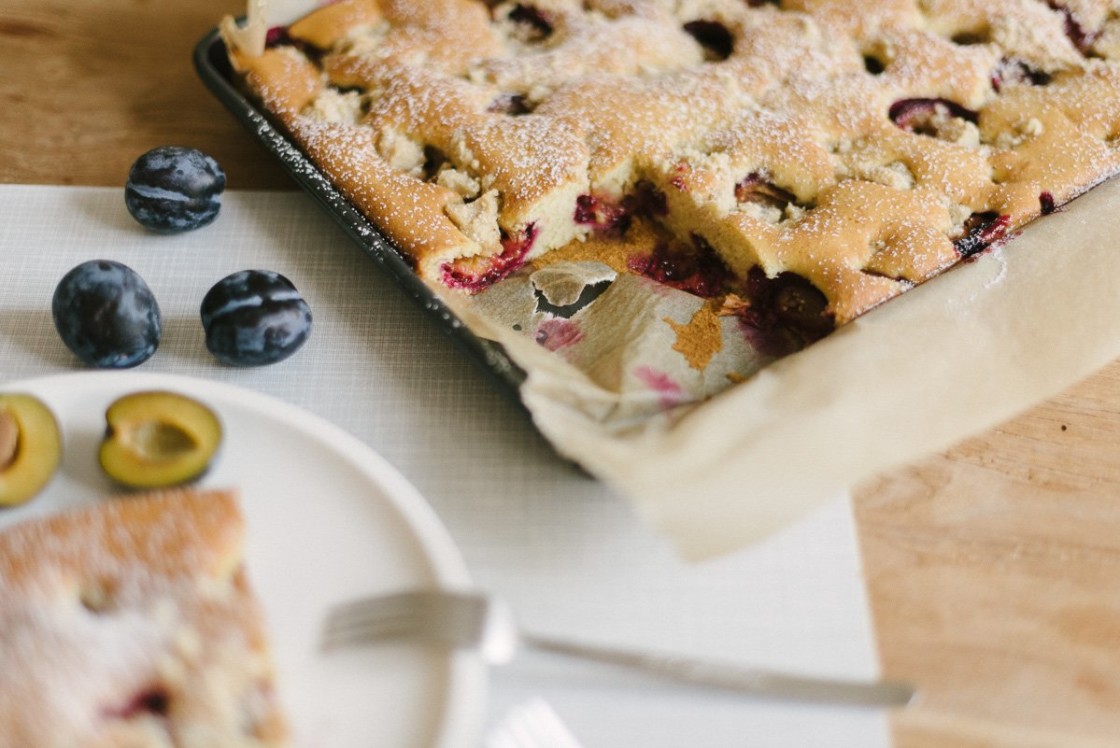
[574,182,668,234]
[954,211,1010,257]
[0,393,62,507]
[733,268,836,358]
[992,58,1052,91]
[1045,1,1098,54]
[889,98,978,138]
[627,235,735,298]
[441,225,538,291]
[99,391,222,490]
[735,172,799,211]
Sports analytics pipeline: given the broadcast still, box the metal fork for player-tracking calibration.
[320,589,917,708]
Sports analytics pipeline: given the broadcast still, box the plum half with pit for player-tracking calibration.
[52,260,162,368]
[200,270,312,366]
[99,391,222,490]
[125,146,226,233]
[0,393,62,507]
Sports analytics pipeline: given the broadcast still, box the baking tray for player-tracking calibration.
[193,28,528,403]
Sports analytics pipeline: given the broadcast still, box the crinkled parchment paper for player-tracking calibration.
[440,176,1120,560]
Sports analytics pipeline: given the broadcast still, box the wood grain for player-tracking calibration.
[5,1,1120,744]
[855,361,1120,746]
[0,0,290,189]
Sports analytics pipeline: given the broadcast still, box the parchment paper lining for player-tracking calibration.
[222,0,1120,561]
[442,176,1120,560]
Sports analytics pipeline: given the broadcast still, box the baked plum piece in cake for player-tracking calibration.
[0,488,288,747]
[222,0,1120,332]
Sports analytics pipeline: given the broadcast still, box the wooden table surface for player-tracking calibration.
[5,1,1120,744]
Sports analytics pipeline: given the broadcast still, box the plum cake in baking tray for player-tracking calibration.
[219,0,1120,387]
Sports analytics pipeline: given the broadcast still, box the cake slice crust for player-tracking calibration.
[0,488,288,748]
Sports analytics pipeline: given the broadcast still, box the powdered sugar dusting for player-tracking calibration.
[0,489,283,745]
[229,0,1120,322]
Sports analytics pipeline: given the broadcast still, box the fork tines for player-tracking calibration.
[320,589,492,652]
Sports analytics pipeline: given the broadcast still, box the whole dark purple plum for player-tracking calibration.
[125,146,226,233]
[200,270,312,366]
[52,260,162,368]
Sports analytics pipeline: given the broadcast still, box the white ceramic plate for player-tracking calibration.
[0,372,487,748]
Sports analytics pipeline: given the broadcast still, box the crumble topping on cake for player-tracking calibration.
[0,489,288,747]
[222,0,1120,331]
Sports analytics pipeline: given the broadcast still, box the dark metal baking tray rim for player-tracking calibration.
[193,27,529,404]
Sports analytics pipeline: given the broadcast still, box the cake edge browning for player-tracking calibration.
[0,488,289,747]
[219,0,1120,333]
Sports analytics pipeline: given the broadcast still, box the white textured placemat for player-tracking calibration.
[0,184,887,747]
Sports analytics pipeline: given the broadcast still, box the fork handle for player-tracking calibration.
[520,633,916,708]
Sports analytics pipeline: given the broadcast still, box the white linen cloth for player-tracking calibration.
[0,185,888,747]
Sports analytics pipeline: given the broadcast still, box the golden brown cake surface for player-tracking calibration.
[223,0,1120,328]
[0,488,288,748]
